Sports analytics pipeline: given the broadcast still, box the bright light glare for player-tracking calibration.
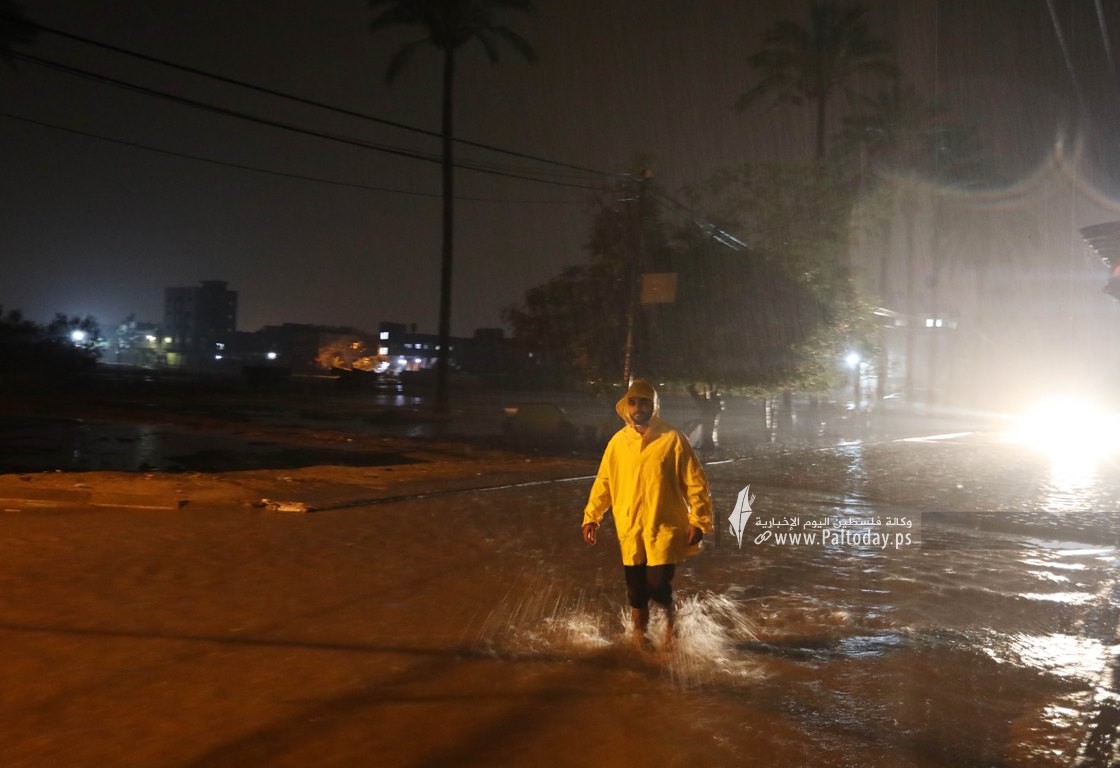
[70,330,86,343]
[845,352,861,369]
[1008,398,1120,472]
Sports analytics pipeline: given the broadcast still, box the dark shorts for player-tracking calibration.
[623,563,676,608]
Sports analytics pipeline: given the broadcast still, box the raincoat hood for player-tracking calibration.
[585,377,713,566]
[616,378,661,426]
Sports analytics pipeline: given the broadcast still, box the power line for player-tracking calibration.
[649,188,750,251]
[0,110,593,205]
[19,18,619,182]
[12,50,610,193]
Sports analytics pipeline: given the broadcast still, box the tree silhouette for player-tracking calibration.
[839,83,996,404]
[368,0,535,413]
[737,0,895,162]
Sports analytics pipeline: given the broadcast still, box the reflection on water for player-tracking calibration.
[1019,591,1097,604]
[1047,455,1099,496]
[463,434,1120,765]
[983,632,1111,682]
[1042,461,1101,512]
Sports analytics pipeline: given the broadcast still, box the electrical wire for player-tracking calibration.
[11,50,610,193]
[649,188,750,251]
[0,110,594,204]
[18,18,620,182]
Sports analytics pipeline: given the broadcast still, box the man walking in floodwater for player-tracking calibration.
[582,379,713,649]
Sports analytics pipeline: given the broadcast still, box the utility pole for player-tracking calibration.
[621,169,652,389]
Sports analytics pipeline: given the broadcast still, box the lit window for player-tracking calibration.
[378,346,389,356]
[925,318,935,328]
[380,331,389,340]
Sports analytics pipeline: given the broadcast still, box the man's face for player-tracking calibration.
[628,396,653,426]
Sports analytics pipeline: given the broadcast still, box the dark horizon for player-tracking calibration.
[1,0,1119,340]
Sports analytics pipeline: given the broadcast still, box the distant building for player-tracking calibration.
[163,280,237,368]
[108,317,166,368]
[238,323,375,375]
[376,321,464,374]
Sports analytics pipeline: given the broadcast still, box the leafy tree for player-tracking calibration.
[736,0,895,162]
[665,162,877,393]
[368,0,535,413]
[0,308,100,378]
[506,167,877,396]
[838,83,989,186]
[46,313,101,356]
[503,183,652,386]
[0,0,35,69]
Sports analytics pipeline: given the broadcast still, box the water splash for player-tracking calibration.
[472,574,771,686]
[659,592,768,687]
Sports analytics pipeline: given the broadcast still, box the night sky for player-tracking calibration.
[2,0,1119,337]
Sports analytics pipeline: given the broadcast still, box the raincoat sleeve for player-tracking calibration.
[582,439,615,526]
[678,437,713,534]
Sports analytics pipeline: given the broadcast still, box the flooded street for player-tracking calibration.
[471,432,1120,766]
[4,427,1120,766]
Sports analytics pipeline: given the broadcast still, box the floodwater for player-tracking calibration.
[466,432,1120,766]
[4,415,1120,765]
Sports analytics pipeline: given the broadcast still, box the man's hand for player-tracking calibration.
[686,525,703,546]
[582,522,598,545]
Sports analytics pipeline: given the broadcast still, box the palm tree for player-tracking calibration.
[840,84,992,405]
[735,1,893,423]
[736,0,895,162]
[368,0,535,414]
[0,0,36,69]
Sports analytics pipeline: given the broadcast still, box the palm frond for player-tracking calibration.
[384,39,426,83]
[473,29,501,62]
[489,25,536,62]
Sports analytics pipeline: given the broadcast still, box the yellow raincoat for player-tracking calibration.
[582,380,714,566]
